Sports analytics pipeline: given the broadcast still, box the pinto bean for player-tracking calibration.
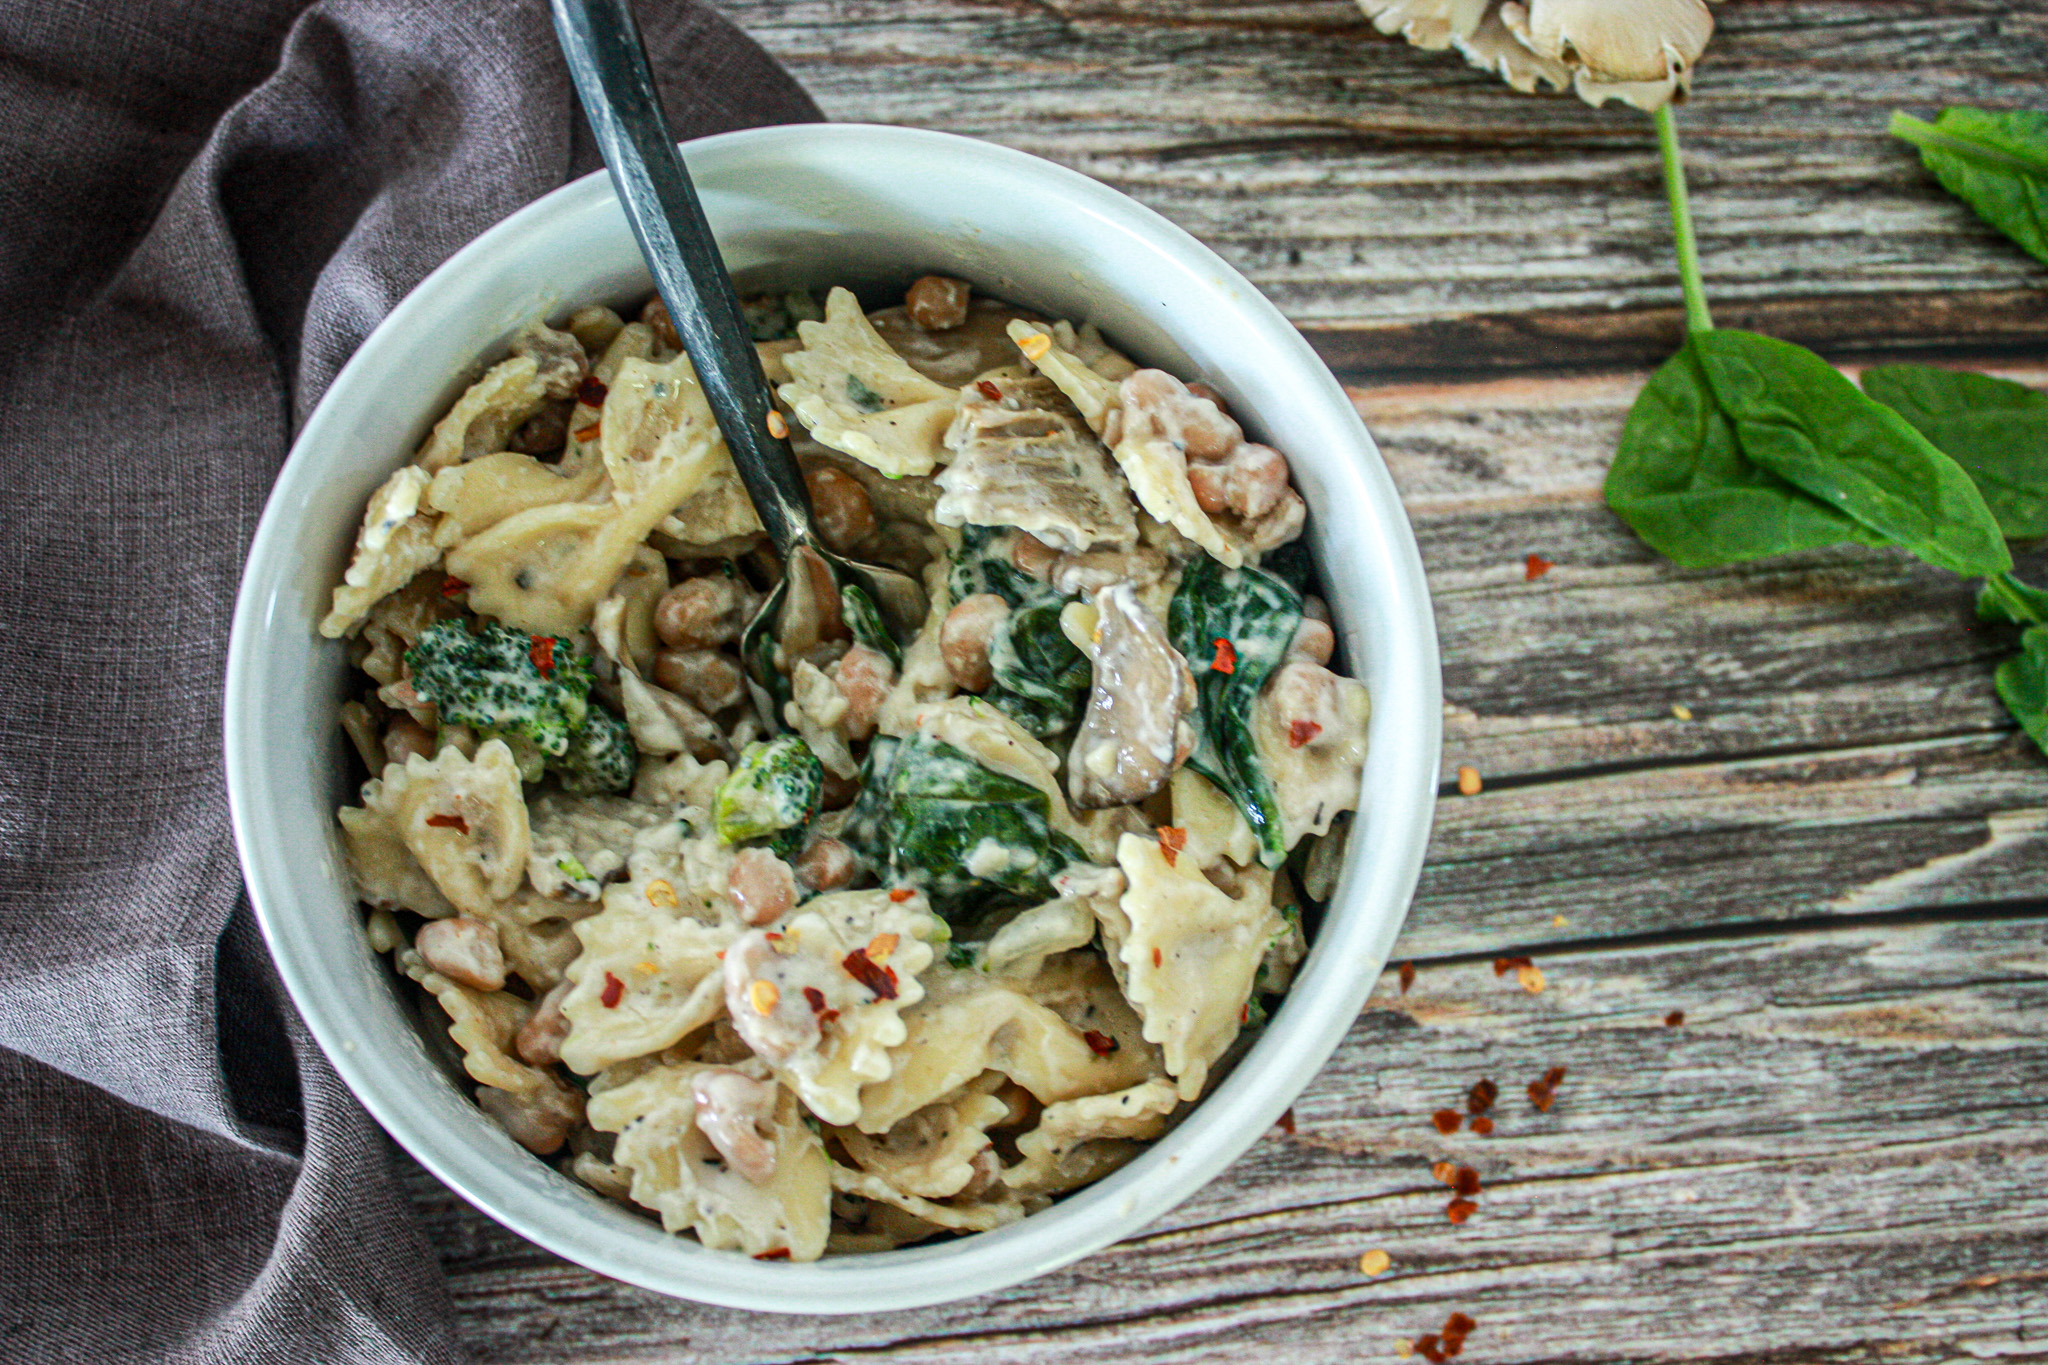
[415,917,507,992]
[1009,531,1059,581]
[653,648,745,713]
[727,847,798,926]
[477,1079,583,1156]
[940,593,1010,693]
[654,576,745,649]
[830,643,896,741]
[905,275,971,331]
[794,837,857,893]
[804,465,877,552]
[691,1068,781,1184]
[514,982,572,1066]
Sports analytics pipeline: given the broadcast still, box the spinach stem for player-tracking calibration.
[1985,572,2047,627]
[1656,103,1713,334]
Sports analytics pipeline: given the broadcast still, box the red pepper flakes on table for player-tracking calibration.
[1666,1009,1686,1026]
[1398,961,1417,993]
[1467,1079,1497,1115]
[1442,1312,1476,1357]
[1493,955,1533,977]
[1414,1334,1446,1364]
[841,947,899,1001]
[1156,825,1188,867]
[576,375,608,407]
[1453,1167,1481,1198]
[1288,718,1323,748]
[1525,553,1553,580]
[1211,637,1236,673]
[1445,1197,1478,1225]
[1152,946,1163,969]
[529,635,556,677]
[1431,1161,1456,1185]
[1470,1116,1495,1136]
[1432,1109,1463,1135]
[1275,1107,1297,1136]
[600,971,624,1008]
[1082,1030,1120,1057]
[1528,1065,1567,1112]
[424,812,469,833]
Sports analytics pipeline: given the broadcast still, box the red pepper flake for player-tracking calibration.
[1467,1079,1497,1115]
[1288,718,1323,749]
[1453,1166,1481,1198]
[1470,1116,1495,1136]
[574,421,602,443]
[976,379,1003,401]
[1528,1065,1567,1112]
[1152,946,1164,969]
[1415,1334,1446,1365]
[424,812,469,833]
[842,947,899,1001]
[1493,954,1533,977]
[803,986,828,1015]
[1441,1313,1476,1358]
[439,575,468,598]
[1398,961,1417,994]
[1545,1065,1567,1086]
[888,887,914,902]
[752,1247,792,1261]
[1525,553,1553,580]
[600,971,624,1008]
[1210,637,1237,674]
[529,635,556,677]
[1156,825,1187,867]
[1665,1009,1686,1027]
[1446,1197,1478,1225]
[577,375,608,407]
[1082,1029,1120,1056]
[1431,1109,1463,1135]
[1276,1107,1297,1136]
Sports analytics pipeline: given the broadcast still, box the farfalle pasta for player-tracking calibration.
[325,276,1369,1259]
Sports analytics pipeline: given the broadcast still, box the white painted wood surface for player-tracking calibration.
[407,3,2048,1358]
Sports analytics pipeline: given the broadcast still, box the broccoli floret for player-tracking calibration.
[714,736,823,845]
[407,621,634,793]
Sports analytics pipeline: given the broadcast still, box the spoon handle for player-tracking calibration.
[549,0,811,556]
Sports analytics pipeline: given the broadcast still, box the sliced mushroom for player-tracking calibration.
[1065,584,1196,809]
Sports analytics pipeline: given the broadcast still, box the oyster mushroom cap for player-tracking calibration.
[1451,6,1573,95]
[1501,0,1714,107]
[1356,0,1492,50]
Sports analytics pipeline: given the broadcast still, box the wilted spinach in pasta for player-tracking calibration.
[320,275,1370,1261]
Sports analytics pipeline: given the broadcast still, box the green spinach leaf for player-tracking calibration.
[948,525,1047,609]
[1996,627,2048,756]
[1860,364,2048,540]
[1891,108,2048,269]
[1169,555,1303,867]
[840,732,1086,921]
[986,601,1091,737]
[1607,331,2012,576]
[1979,572,2048,627]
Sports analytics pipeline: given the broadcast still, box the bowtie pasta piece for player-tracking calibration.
[779,287,961,477]
[321,465,442,638]
[525,791,677,903]
[558,879,733,1076]
[837,1088,1011,1200]
[587,1062,832,1261]
[424,450,608,545]
[355,740,531,918]
[1251,659,1372,849]
[1005,1078,1181,1196]
[338,802,456,920]
[399,944,557,1100]
[828,1162,1032,1235]
[722,889,943,1127]
[1106,832,1285,1102]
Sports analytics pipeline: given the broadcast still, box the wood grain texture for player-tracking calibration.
[405,4,2048,1358]
[414,916,2048,1362]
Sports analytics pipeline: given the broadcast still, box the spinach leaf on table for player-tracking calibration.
[1891,108,2048,269]
[1979,572,2048,627]
[1997,628,2048,756]
[840,731,1086,921]
[1169,555,1303,868]
[1861,364,2048,540]
[1606,330,2012,577]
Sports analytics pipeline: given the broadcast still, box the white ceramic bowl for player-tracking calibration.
[224,123,1440,1313]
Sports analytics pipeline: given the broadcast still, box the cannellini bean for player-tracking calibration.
[655,576,745,649]
[727,847,797,926]
[804,465,877,552]
[940,593,1010,693]
[382,715,437,768]
[795,836,857,893]
[514,981,572,1066]
[830,643,896,741]
[905,274,971,330]
[415,916,506,992]
[478,1079,583,1156]
[653,648,744,713]
[692,1068,781,1184]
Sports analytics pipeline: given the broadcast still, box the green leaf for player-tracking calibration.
[1861,365,2048,539]
[1168,556,1303,867]
[1978,572,2048,627]
[1891,108,2048,268]
[714,736,823,844]
[1605,342,1887,567]
[985,602,1090,737]
[1607,332,2011,576]
[1996,627,2048,756]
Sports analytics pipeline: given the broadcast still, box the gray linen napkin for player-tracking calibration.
[0,1,818,1358]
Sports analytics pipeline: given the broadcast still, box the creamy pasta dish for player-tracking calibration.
[321,276,1369,1259]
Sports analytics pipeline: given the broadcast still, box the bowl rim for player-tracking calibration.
[224,120,1441,1313]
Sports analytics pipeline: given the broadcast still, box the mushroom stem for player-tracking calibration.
[1655,103,1713,335]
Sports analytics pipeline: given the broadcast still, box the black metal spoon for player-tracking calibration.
[550,0,927,727]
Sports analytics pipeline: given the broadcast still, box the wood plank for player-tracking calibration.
[713,0,2048,366]
[415,915,2048,1362]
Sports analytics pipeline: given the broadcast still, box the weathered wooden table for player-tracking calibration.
[407,3,2048,1359]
